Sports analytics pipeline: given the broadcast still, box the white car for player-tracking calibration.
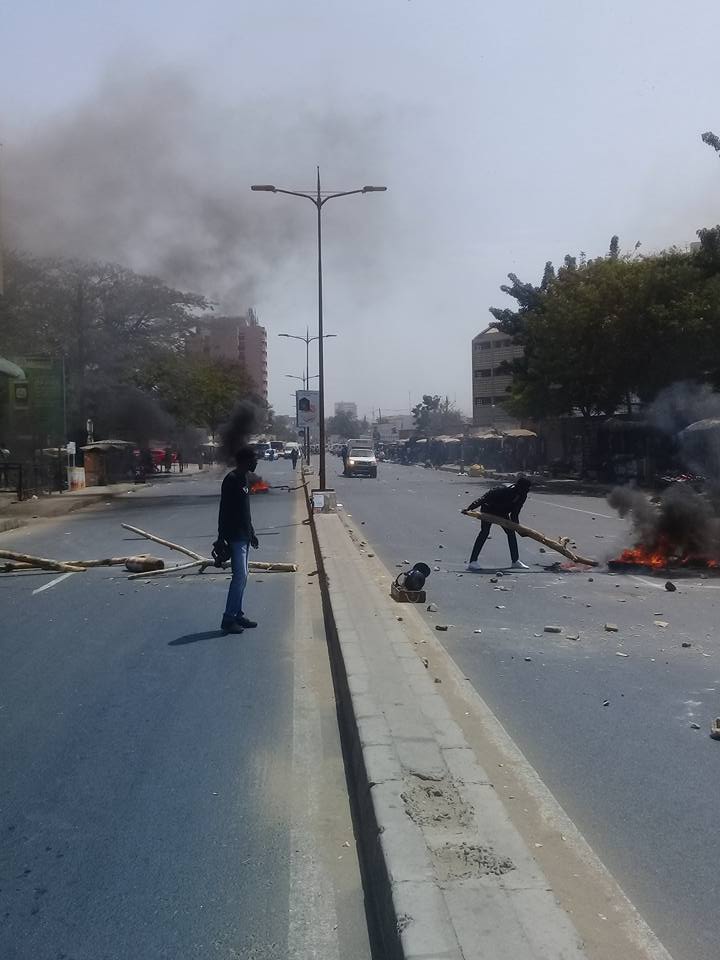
[345,446,378,478]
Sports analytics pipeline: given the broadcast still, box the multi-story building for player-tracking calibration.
[471,327,524,427]
[372,413,414,443]
[334,401,358,419]
[190,310,268,403]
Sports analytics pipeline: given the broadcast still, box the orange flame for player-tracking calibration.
[614,536,719,569]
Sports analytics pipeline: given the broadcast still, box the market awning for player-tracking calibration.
[81,440,136,452]
[678,418,720,437]
[0,357,26,379]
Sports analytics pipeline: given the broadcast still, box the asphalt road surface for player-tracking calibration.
[1,462,370,960]
[334,459,720,960]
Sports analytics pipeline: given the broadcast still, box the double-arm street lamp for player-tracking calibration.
[280,329,333,463]
[252,169,386,489]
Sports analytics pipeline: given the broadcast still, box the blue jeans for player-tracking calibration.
[224,540,249,619]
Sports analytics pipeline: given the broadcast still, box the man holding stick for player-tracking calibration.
[462,476,532,570]
[218,446,260,634]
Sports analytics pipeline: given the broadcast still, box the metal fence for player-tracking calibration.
[0,460,64,501]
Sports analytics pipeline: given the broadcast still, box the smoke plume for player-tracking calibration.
[3,64,393,311]
[607,486,720,558]
[219,401,260,464]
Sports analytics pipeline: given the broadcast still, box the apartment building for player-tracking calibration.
[334,401,358,418]
[471,327,523,427]
[190,310,268,403]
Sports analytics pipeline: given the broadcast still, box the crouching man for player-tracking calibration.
[462,476,532,571]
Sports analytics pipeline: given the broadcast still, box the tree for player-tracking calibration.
[268,413,299,442]
[326,410,362,439]
[137,352,258,439]
[0,250,209,439]
[412,395,465,435]
[490,229,720,421]
[701,131,720,156]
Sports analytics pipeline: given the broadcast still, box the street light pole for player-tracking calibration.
[279,330,336,465]
[254,171,386,489]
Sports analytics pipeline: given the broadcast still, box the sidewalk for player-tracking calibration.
[0,464,209,534]
[312,509,587,960]
[0,483,139,533]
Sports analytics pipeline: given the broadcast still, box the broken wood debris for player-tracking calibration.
[462,510,598,567]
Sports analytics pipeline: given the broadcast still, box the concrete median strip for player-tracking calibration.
[311,510,587,960]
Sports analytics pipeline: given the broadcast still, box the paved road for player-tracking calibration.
[334,459,720,960]
[1,462,370,960]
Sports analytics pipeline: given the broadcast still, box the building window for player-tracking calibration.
[481,397,494,405]
[481,342,492,351]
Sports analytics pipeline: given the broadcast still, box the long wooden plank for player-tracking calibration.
[463,509,598,567]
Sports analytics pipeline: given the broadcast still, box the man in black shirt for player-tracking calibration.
[462,476,532,570]
[218,446,260,634]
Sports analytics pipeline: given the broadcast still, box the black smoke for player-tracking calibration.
[219,401,260,463]
[608,485,720,558]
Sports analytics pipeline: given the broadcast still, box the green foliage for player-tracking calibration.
[136,352,258,437]
[326,409,363,439]
[412,395,465,435]
[702,131,720,155]
[0,250,210,439]
[491,228,720,420]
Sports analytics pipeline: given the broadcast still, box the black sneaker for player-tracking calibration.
[221,616,244,635]
[237,615,258,629]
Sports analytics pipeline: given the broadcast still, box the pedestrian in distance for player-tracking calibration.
[217,445,260,634]
[291,447,299,470]
[341,443,349,474]
[462,476,532,570]
[163,446,173,473]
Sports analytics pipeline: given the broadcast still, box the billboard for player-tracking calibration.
[296,390,320,428]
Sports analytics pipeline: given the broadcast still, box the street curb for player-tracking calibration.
[304,485,404,959]
[0,486,141,536]
[305,488,587,960]
[0,518,26,534]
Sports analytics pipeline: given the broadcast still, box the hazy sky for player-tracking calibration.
[3,0,720,419]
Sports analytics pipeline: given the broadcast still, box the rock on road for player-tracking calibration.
[334,459,720,960]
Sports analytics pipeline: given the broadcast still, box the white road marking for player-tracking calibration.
[631,574,720,590]
[32,572,74,594]
[530,497,615,520]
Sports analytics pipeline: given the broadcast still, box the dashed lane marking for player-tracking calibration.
[32,572,75,595]
[530,498,615,520]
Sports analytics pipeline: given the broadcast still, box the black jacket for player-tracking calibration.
[467,483,529,523]
[218,469,255,542]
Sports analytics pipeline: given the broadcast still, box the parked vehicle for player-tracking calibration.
[345,445,378,478]
[270,441,285,458]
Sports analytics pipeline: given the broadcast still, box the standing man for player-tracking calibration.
[291,446,299,470]
[341,443,349,475]
[217,446,260,634]
[462,476,532,570]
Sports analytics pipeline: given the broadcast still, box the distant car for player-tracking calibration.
[270,441,285,458]
[345,446,377,478]
[264,447,277,461]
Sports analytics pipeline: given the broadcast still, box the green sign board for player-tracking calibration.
[9,355,64,446]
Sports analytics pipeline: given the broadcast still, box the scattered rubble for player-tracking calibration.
[665,581,677,592]
[436,624,450,632]
[615,652,629,658]
[427,602,439,613]
[681,641,692,648]
[605,624,619,632]
[690,722,701,730]
[543,625,562,634]
[654,620,669,628]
